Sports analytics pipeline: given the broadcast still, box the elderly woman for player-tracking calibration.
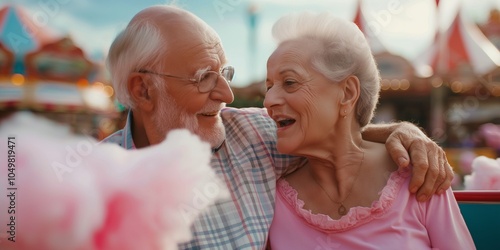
[265,12,474,249]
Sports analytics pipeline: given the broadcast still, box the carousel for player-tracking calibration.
[0,5,118,139]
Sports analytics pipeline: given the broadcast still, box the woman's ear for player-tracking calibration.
[127,72,155,112]
[340,75,361,111]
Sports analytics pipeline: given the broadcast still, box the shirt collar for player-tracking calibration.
[123,111,136,149]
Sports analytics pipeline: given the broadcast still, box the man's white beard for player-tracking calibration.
[153,92,226,148]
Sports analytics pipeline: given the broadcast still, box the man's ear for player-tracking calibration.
[128,72,155,112]
[340,75,361,111]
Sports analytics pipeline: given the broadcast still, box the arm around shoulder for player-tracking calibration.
[362,121,454,202]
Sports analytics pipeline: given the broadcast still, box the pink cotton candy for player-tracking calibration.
[0,112,227,250]
[480,123,500,150]
[463,155,500,190]
[458,151,476,175]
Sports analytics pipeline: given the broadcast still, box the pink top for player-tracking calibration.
[269,168,475,249]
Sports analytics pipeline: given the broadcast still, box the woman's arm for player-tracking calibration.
[362,122,454,202]
[424,189,476,249]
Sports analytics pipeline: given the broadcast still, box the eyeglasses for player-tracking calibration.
[138,66,235,93]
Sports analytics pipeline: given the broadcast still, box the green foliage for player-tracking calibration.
[228,96,263,108]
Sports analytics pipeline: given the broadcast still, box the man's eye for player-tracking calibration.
[199,73,209,82]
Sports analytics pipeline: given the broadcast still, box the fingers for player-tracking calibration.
[402,138,429,193]
[409,140,439,196]
[415,148,440,202]
[383,121,454,202]
[386,136,410,168]
[412,143,454,202]
[436,151,454,195]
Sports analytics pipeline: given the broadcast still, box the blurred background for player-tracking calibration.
[0,0,499,188]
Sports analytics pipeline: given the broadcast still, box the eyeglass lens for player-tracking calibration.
[197,66,234,92]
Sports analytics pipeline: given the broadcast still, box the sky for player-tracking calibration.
[2,0,500,87]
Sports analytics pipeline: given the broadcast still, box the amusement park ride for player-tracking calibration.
[0,5,118,139]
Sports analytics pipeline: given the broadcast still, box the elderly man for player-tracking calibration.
[103,5,453,249]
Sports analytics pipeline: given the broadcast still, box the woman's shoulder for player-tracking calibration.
[366,141,399,173]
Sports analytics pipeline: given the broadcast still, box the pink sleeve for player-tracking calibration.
[424,188,476,249]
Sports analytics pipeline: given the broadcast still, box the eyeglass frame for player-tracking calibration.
[137,65,235,93]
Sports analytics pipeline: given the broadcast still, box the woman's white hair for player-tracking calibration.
[106,19,166,108]
[272,12,381,127]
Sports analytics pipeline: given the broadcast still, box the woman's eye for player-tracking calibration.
[265,82,273,92]
[283,79,302,93]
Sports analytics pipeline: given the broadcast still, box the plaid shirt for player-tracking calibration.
[102,107,304,249]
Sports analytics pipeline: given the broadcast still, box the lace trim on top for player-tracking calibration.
[277,168,410,233]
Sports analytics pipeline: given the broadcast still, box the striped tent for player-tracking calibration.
[413,6,500,79]
[352,0,391,55]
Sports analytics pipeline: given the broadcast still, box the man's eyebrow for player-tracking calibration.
[194,66,211,78]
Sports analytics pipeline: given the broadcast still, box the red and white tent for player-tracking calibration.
[352,1,416,89]
[352,0,391,55]
[413,5,500,78]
